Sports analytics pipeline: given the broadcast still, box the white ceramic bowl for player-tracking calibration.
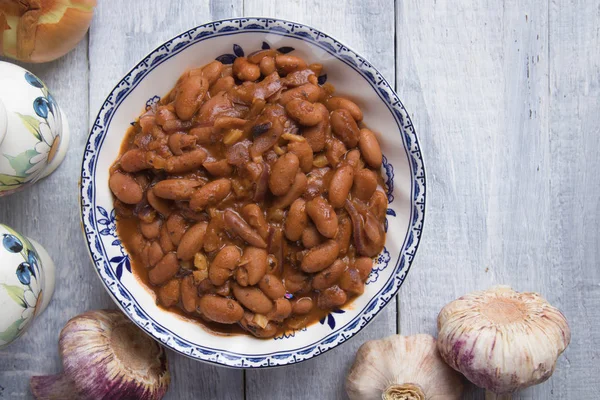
[80,18,426,368]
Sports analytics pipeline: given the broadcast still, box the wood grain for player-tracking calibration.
[242,1,397,399]
[1,0,599,398]
[396,0,599,398]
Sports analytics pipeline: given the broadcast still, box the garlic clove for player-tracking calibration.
[346,334,464,400]
[437,286,571,395]
[31,309,170,400]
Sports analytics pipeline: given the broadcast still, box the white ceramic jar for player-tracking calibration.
[0,61,69,196]
[0,224,55,348]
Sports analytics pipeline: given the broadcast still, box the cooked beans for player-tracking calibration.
[111,47,387,338]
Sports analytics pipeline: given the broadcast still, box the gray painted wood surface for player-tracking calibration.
[0,0,598,398]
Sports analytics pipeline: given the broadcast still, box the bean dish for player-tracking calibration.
[109,48,387,338]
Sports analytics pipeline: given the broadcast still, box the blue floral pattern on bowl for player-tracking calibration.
[80,18,426,368]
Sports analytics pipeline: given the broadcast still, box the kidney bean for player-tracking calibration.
[326,138,347,168]
[364,212,384,249]
[120,149,150,172]
[214,116,247,131]
[329,165,355,209]
[359,128,383,168]
[303,103,330,152]
[275,54,307,74]
[269,152,300,196]
[223,210,267,248]
[189,178,232,211]
[109,171,143,204]
[285,99,323,126]
[317,285,347,309]
[301,240,340,273]
[175,74,209,120]
[330,109,360,148]
[190,126,218,145]
[232,284,273,314]
[203,213,224,253]
[335,214,353,256]
[149,252,179,285]
[247,49,277,63]
[210,76,235,96]
[148,241,164,267]
[155,106,177,126]
[259,274,286,300]
[165,149,207,174]
[279,83,321,105]
[325,96,363,121]
[209,245,241,286]
[272,172,307,209]
[153,179,202,200]
[145,190,170,218]
[354,257,374,282]
[267,298,292,322]
[345,149,363,172]
[284,269,310,293]
[259,56,276,76]
[139,243,151,267]
[339,268,365,295]
[215,280,232,297]
[284,198,307,242]
[157,279,180,307]
[241,204,269,240]
[287,140,314,173]
[140,219,162,240]
[284,69,315,88]
[306,196,338,238]
[237,247,268,286]
[159,223,175,253]
[203,159,233,177]
[312,259,347,290]
[198,92,240,124]
[180,275,197,313]
[198,295,244,324]
[177,222,208,261]
[202,60,224,85]
[233,57,261,81]
[302,224,324,248]
[369,190,388,222]
[166,213,186,246]
[168,133,197,156]
[291,297,314,315]
[352,168,378,201]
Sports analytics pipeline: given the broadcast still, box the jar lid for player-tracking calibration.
[0,98,6,147]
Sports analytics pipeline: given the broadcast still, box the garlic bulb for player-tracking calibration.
[31,310,170,400]
[437,286,570,395]
[346,334,464,400]
[0,0,96,63]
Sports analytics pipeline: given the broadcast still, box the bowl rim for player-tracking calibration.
[79,17,427,368]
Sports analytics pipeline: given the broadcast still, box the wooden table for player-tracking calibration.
[1,1,598,398]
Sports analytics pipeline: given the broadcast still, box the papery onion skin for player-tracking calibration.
[31,310,170,400]
[0,0,96,63]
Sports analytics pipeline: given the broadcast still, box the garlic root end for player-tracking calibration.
[30,373,80,400]
[383,383,426,400]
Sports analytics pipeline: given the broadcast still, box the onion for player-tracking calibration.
[0,0,96,63]
[30,310,170,400]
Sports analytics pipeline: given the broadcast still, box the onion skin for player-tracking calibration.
[30,310,170,400]
[0,0,96,63]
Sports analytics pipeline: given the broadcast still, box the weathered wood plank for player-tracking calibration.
[0,39,101,399]
[396,0,599,398]
[242,1,397,399]
[87,1,244,399]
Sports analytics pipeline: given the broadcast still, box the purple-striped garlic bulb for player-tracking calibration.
[437,286,570,395]
[346,334,464,400]
[31,309,170,400]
